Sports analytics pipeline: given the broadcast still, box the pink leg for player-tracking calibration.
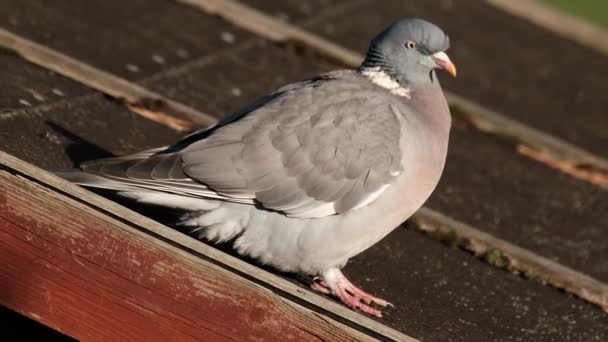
[310,269,393,317]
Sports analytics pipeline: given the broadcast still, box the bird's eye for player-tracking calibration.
[405,41,416,49]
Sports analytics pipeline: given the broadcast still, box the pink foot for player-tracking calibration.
[310,269,393,317]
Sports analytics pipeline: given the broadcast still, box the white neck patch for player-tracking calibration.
[361,67,411,98]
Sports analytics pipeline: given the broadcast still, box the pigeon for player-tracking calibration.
[55,18,455,317]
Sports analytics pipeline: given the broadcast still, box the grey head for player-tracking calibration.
[361,18,456,87]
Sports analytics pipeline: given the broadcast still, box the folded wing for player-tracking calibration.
[80,72,406,218]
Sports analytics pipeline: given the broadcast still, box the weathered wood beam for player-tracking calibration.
[0,150,416,341]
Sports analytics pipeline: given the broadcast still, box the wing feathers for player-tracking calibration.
[76,71,404,219]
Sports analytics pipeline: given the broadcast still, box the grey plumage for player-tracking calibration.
[55,18,456,317]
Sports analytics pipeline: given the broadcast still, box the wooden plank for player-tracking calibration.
[412,208,608,313]
[0,28,216,132]
[0,169,373,341]
[0,150,416,341]
[486,0,608,56]
[176,0,608,173]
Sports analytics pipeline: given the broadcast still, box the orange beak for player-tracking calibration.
[432,51,457,77]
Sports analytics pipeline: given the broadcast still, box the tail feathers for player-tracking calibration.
[52,169,141,192]
[53,169,248,244]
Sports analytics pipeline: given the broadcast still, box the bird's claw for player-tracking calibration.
[310,271,393,317]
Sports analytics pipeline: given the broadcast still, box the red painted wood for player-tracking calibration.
[0,170,354,341]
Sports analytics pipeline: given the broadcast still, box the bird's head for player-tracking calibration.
[361,18,456,88]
